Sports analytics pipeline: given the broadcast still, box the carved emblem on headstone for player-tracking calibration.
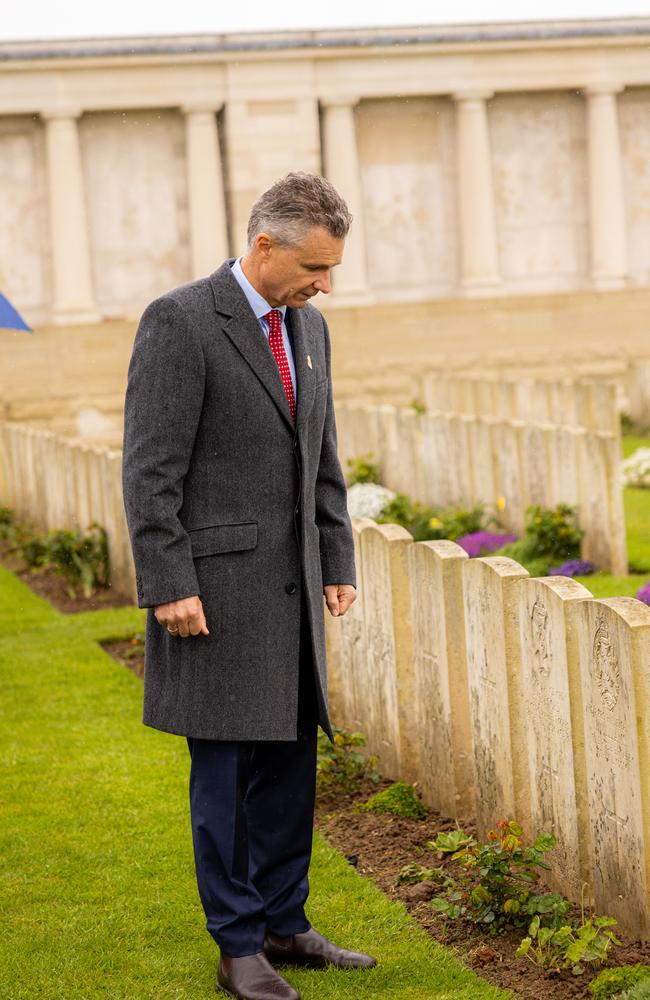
[593,616,620,710]
[530,598,550,675]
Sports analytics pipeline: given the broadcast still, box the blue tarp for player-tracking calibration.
[0,293,31,332]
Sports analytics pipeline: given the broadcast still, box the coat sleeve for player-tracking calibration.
[122,295,205,609]
[314,314,356,589]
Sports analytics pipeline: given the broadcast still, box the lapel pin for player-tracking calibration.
[307,355,313,369]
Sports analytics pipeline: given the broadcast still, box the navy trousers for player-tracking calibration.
[187,590,319,956]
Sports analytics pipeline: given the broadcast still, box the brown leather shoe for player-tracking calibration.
[264,927,377,970]
[217,952,300,999]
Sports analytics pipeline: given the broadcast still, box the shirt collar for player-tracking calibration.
[231,257,287,322]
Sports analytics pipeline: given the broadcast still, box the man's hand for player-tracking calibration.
[155,596,210,638]
[324,584,356,618]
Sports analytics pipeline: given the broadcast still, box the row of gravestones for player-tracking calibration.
[325,519,650,938]
[335,402,628,576]
[0,422,135,598]
[421,375,621,435]
[334,357,650,430]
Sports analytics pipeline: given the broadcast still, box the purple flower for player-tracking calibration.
[636,582,650,606]
[548,560,595,577]
[456,531,518,558]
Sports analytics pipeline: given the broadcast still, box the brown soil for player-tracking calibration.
[315,787,650,1000]
[102,637,144,678]
[0,544,133,614]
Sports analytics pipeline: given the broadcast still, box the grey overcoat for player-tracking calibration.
[121,261,355,741]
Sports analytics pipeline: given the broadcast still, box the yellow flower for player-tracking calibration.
[428,517,443,530]
[496,496,506,512]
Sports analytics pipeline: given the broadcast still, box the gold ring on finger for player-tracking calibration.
[167,624,179,634]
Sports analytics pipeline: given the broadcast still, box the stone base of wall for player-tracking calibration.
[322,286,650,404]
[2,287,650,431]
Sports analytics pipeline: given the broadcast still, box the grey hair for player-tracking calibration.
[246,172,352,250]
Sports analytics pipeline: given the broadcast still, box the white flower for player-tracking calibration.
[346,482,397,519]
[621,448,650,489]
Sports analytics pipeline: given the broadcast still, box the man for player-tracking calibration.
[122,172,376,1000]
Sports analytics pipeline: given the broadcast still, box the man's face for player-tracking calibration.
[254,226,345,308]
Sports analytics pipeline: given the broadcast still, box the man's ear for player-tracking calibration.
[255,233,273,259]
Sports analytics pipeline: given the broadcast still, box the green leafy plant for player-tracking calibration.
[516,911,620,976]
[316,727,380,797]
[44,523,110,598]
[358,781,428,820]
[429,829,476,855]
[346,454,381,486]
[395,862,445,886]
[0,506,16,542]
[376,493,487,544]
[590,966,650,1000]
[430,820,566,934]
[411,399,427,415]
[498,503,583,575]
[437,505,487,541]
[4,515,110,597]
[12,525,49,569]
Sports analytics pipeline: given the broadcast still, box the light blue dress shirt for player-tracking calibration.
[230,257,297,400]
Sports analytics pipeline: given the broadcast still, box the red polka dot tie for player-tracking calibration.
[265,309,296,423]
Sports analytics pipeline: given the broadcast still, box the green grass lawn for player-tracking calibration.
[0,565,510,1000]
[569,433,650,597]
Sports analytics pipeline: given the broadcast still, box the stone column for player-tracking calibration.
[183,104,229,277]
[585,85,628,289]
[453,91,501,293]
[320,96,370,300]
[42,109,99,324]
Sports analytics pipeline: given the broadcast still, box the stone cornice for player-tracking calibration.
[2,17,650,65]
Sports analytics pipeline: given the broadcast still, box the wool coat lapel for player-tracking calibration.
[287,306,318,432]
[210,262,295,433]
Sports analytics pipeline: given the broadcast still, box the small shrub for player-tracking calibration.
[358,781,428,820]
[437,505,487,541]
[377,494,487,544]
[496,503,584,575]
[346,454,381,486]
[517,911,620,976]
[527,503,583,560]
[590,966,650,1000]
[0,506,16,541]
[396,862,445,886]
[44,523,110,598]
[376,492,421,530]
[621,414,650,436]
[317,727,380,797]
[431,820,566,934]
[14,527,49,569]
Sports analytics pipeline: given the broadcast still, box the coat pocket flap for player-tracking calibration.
[188,521,258,557]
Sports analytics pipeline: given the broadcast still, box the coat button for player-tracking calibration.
[285,582,297,595]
